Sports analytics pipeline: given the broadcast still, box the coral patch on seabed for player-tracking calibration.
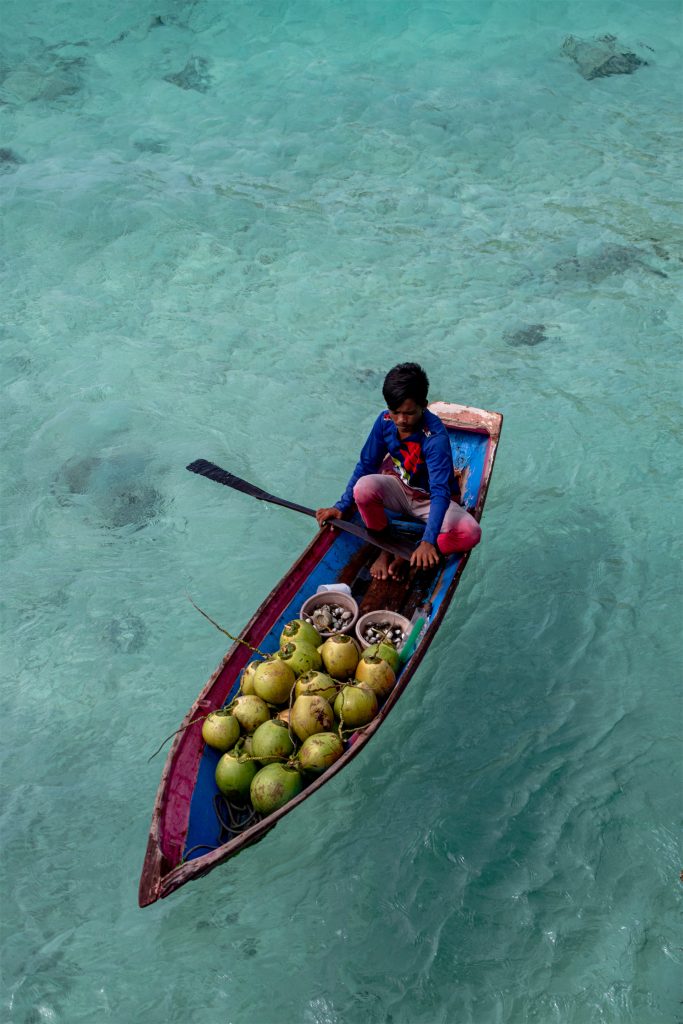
[552,244,668,283]
[0,147,24,171]
[353,368,385,385]
[54,453,166,530]
[164,56,212,93]
[562,35,650,80]
[131,136,168,154]
[0,54,86,104]
[105,483,166,529]
[104,615,148,653]
[504,324,548,348]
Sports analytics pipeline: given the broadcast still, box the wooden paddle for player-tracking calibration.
[186,459,415,560]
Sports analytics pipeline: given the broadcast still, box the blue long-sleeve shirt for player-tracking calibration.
[335,409,457,545]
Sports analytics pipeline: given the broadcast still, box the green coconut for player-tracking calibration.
[295,670,339,704]
[363,641,401,674]
[201,709,241,752]
[253,658,296,705]
[251,719,296,765]
[240,660,262,695]
[334,682,378,729]
[297,732,345,774]
[250,763,303,813]
[290,694,335,741]
[319,634,360,680]
[215,748,258,798]
[278,640,322,677]
[354,655,396,701]
[231,694,271,734]
[280,619,322,649]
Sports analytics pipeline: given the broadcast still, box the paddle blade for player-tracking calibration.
[187,460,259,496]
[186,460,314,515]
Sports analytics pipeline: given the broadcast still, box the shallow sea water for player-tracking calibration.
[1,1,681,1022]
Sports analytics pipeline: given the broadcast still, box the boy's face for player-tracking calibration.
[388,399,424,436]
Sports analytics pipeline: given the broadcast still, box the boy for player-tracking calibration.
[316,362,482,579]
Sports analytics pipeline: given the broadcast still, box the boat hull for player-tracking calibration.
[139,402,502,907]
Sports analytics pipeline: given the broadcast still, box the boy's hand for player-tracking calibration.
[316,507,342,527]
[410,540,440,569]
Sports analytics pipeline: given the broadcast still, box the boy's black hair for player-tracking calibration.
[382,362,429,410]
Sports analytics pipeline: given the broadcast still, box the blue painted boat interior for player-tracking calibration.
[183,426,490,860]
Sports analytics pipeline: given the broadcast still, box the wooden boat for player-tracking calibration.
[138,401,502,907]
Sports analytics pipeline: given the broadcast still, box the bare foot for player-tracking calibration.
[370,552,407,580]
[388,557,408,580]
[370,551,392,579]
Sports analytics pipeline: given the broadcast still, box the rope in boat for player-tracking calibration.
[179,796,262,864]
[187,595,269,658]
[147,598,273,762]
[147,712,211,762]
[160,604,409,855]
[181,844,219,861]
[214,793,261,838]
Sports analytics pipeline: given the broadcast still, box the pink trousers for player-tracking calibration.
[353,474,482,556]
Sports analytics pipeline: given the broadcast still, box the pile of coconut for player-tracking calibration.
[201,618,401,816]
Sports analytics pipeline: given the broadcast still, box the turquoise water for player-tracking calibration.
[2,0,681,1020]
